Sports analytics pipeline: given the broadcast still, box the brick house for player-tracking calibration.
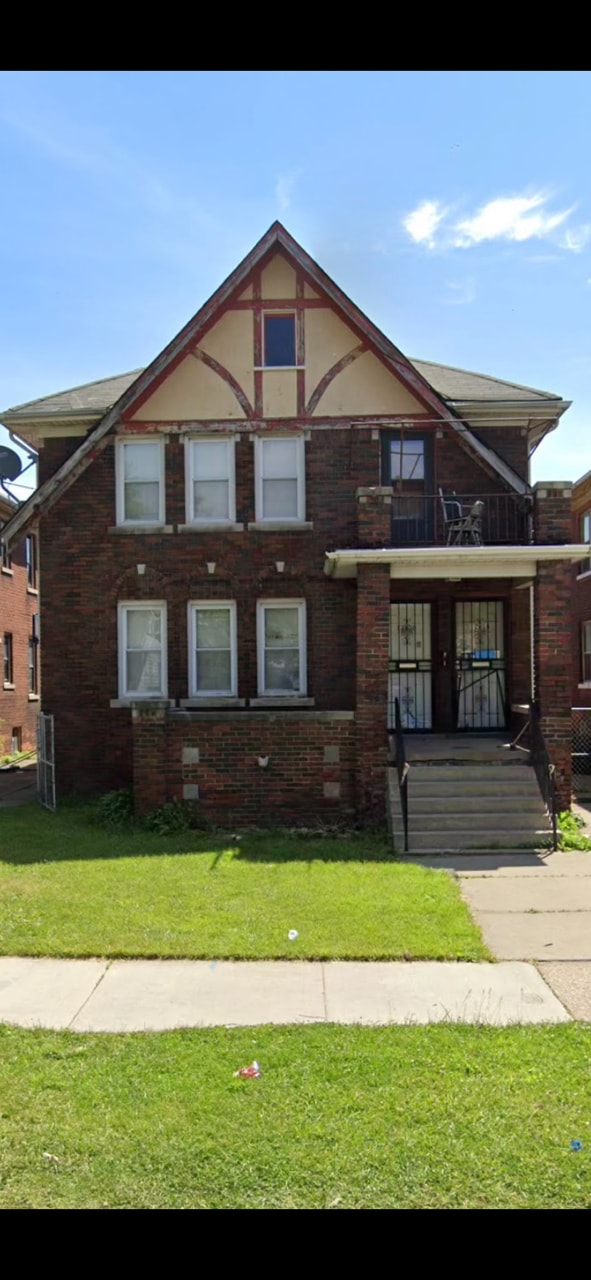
[572,470,591,707]
[0,222,586,827]
[0,495,40,756]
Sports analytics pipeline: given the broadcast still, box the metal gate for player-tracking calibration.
[455,601,507,729]
[37,713,56,810]
[388,603,433,730]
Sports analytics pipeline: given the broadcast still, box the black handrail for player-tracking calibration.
[393,697,410,854]
[529,702,558,851]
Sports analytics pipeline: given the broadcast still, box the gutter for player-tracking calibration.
[324,544,590,577]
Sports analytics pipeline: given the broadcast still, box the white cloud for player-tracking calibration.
[275,169,302,211]
[443,278,477,305]
[403,200,447,248]
[453,194,572,248]
[561,225,591,253]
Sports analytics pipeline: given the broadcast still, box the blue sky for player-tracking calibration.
[1,69,590,496]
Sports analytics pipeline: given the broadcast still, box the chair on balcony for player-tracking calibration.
[439,490,485,546]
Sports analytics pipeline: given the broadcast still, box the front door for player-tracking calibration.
[454,600,507,729]
[389,603,433,730]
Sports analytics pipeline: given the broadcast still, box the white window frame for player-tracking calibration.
[262,310,297,368]
[254,435,305,523]
[118,601,167,699]
[582,620,591,684]
[184,437,236,525]
[115,438,165,526]
[188,601,238,698]
[256,599,307,697]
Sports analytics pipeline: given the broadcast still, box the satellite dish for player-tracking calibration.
[0,447,22,482]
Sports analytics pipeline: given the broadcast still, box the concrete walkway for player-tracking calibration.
[0,957,570,1031]
[411,850,591,1020]
[0,762,37,807]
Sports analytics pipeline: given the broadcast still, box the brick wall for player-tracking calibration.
[533,483,573,806]
[132,705,355,825]
[0,529,39,755]
[571,474,591,706]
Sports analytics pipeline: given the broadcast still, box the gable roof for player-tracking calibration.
[1,221,559,546]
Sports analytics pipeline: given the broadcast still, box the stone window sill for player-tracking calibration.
[3,681,15,690]
[249,696,315,708]
[27,586,39,596]
[110,697,172,708]
[28,693,40,702]
[578,683,591,689]
[178,697,246,708]
[576,569,591,580]
[177,523,244,533]
[247,521,313,532]
[108,525,174,535]
[1,566,13,576]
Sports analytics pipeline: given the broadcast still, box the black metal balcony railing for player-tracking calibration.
[390,492,531,547]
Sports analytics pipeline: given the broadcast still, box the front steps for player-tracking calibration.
[388,736,552,855]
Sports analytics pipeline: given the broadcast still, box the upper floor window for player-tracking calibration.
[3,632,13,685]
[116,440,165,525]
[1,533,11,572]
[186,438,236,524]
[255,436,305,523]
[29,615,39,695]
[188,601,237,697]
[25,534,37,589]
[257,600,307,697]
[118,602,167,699]
[263,313,296,367]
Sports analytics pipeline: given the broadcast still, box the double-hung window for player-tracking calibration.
[257,600,306,696]
[186,438,236,524]
[582,621,591,684]
[28,615,39,695]
[188,602,237,697]
[118,602,167,698]
[581,511,591,575]
[26,534,37,589]
[3,633,13,685]
[255,436,305,523]
[116,440,165,525]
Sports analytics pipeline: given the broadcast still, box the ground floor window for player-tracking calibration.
[188,602,237,697]
[257,600,307,696]
[118,602,167,698]
[582,621,591,683]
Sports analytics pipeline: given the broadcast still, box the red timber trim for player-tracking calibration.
[253,269,263,417]
[296,271,305,415]
[306,343,366,415]
[228,297,327,309]
[189,349,254,418]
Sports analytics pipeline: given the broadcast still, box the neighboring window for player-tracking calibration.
[255,436,305,522]
[1,535,11,571]
[263,313,296,367]
[188,602,237,697]
[28,615,39,694]
[116,440,165,525]
[581,510,591,574]
[11,727,21,754]
[257,600,306,696]
[118,602,167,698]
[582,621,591,683]
[25,534,37,588]
[3,633,13,684]
[186,438,236,524]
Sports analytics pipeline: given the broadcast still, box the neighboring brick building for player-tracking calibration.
[572,470,591,707]
[0,223,586,821]
[0,495,40,757]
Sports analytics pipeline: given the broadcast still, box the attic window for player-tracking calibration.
[263,314,296,367]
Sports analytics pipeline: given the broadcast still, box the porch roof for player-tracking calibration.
[324,544,590,580]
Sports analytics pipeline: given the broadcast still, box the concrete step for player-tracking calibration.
[409,780,542,797]
[410,796,546,815]
[410,765,536,782]
[398,814,549,833]
[396,829,551,853]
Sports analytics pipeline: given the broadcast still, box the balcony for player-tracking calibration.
[390,492,531,548]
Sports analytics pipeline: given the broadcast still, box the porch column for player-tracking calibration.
[356,486,392,546]
[533,481,573,809]
[356,562,391,823]
[131,701,168,814]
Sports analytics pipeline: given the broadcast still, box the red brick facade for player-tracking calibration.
[571,471,591,708]
[0,500,39,756]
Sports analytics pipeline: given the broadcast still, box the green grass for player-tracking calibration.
[0,1023,590,1208]
[0,805,485,960]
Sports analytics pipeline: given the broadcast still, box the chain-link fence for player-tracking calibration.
[572,708,591,799]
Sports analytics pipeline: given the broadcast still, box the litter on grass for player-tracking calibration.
[234,1062,261,1079]
[570,1139,583,1151]
[288,930,299,941]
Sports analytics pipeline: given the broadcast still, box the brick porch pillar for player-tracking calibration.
[355,489,393,822]
[131,701,169,814]
[533,481,573,809]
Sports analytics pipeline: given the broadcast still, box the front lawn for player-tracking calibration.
[0,1023,589,1209]
[0,805,486,960]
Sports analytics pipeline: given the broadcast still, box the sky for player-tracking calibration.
[1,69,590,498]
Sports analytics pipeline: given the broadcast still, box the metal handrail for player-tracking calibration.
[393,697,410,854]
[529,701,558,851]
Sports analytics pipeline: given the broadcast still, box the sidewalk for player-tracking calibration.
[0,957,570,1031]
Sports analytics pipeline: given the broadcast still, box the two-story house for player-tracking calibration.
[0,495,40,757]
[0,223,586,836]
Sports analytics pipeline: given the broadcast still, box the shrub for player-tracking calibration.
[142,798,192,835]
[557,810,591,851]
[94,789,134,829]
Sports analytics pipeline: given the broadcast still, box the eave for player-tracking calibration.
[324,544,589,580]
